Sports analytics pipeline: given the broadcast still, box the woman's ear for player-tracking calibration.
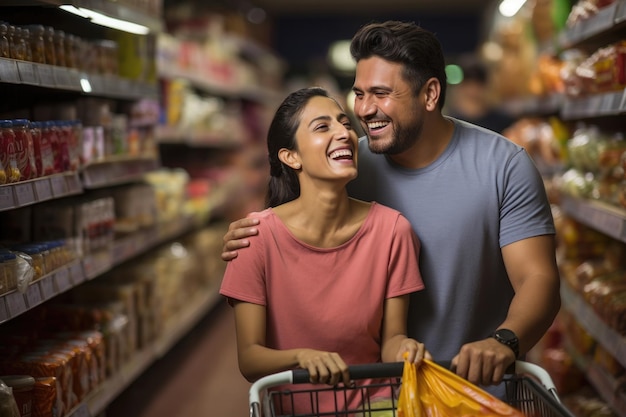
[278,148,301,170]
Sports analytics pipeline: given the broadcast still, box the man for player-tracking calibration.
[222,21,560,388]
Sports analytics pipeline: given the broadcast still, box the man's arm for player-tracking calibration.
[452,234,560,386]
[221,217,261,261]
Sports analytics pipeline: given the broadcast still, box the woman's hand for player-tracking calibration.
[221,217,260,261]
[296,349,351,386]
[396,338,430,365]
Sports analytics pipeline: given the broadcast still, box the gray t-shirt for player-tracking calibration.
[347,118,555,361]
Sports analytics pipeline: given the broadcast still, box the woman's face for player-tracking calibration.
[292,96,358,183]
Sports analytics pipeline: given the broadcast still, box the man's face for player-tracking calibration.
[352,56,423,155]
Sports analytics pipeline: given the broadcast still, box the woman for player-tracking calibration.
[219,87,426,414]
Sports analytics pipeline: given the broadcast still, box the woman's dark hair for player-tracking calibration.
[266,86,332,208]
[350,20,447,109]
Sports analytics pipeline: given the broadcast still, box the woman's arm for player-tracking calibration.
[233,301,351,385]
[380,295,428,364]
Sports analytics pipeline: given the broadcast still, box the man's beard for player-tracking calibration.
[367,115,422,155]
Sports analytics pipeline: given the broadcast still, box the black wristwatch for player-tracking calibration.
[492,328,519,359]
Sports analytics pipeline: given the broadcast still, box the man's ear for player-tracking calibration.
[278,148,301,170]
[424,77,442,111]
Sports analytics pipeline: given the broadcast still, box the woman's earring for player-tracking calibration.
[294,163,301,169]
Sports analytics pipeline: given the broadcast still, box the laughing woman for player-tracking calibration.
[219,87,426,414]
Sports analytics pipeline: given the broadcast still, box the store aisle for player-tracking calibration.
[106,300,251,417]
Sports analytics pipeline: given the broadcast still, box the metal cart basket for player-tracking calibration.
[249,360,575,417]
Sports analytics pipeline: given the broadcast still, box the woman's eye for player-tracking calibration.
[342,121,353,130]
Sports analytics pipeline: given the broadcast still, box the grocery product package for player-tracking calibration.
[397,359,524,417]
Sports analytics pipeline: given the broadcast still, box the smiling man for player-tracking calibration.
[347,21,560,388]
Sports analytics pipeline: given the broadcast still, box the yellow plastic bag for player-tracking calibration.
[397,359,525,417]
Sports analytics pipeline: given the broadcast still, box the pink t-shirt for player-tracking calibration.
[220,202,423,414]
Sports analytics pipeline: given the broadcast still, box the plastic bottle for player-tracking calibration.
[27,24,46,64]
[0,22,11,58]
[0,120,21,183]
[31,121,55,176]
[12,119,37,180]
[43,26,56,66]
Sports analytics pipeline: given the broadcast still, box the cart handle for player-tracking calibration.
[248,360,560,416]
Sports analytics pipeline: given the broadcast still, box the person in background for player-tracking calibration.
[222,21,561,390]
[219,87,427,414]
[445,54,515,134]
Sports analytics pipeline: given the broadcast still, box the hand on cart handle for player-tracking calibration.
[396,338,432,364]
[295,349,351,386]
[451,336,517,386]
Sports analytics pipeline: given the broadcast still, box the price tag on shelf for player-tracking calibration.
[0,58,20,83]
[53,66,72,89]
[0,186,16,211]
[4,291,27,318]
[0,298,8,323]
[69,403,91,417]
[17,61,39,85]
[65,173,82,194]
[68,261,85,285]
[36,64,56,87]
[39,276,56,300]
[89,74,104,94]
[14,182,35,206]
[54,267,71,292]
[25,282,43,308]
[34,177,53,202]
[617,0,626,23]
[50,175,68,197]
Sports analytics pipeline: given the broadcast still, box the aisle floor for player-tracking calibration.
[105,300,251,417]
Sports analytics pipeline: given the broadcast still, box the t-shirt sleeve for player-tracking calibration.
[500,149,555,247]
[386,213,424,298]
[219,225,268,306]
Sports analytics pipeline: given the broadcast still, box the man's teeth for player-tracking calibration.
[367,121,388,129]
[329,149,353,159]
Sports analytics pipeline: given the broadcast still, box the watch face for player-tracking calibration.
[495,329,516,342]
[494,329,519,358]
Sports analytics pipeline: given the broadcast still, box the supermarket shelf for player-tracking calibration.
[561,89,626,120]
[565,339,626,417]
[557,0,626,50]
[156,126,246,148]
[81,155,160,189]
[0,259,83,324]
[503,93,564,117]
[0,214,199,323]
[77,288,221,417]
[561,282,626,369]
[158,66,282,104]
[0,173,83,212]
[559,194,626,243]
[0,58,158,100]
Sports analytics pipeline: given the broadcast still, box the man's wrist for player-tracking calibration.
[491,328,519,359]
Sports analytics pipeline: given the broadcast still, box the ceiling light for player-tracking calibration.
[60,5,150,35]
[328,40,355,72]
[498,0,527,17]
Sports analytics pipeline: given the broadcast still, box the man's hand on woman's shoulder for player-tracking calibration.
[221,216,261,261]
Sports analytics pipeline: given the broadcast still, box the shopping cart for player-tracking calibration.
[248,360,576,417]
